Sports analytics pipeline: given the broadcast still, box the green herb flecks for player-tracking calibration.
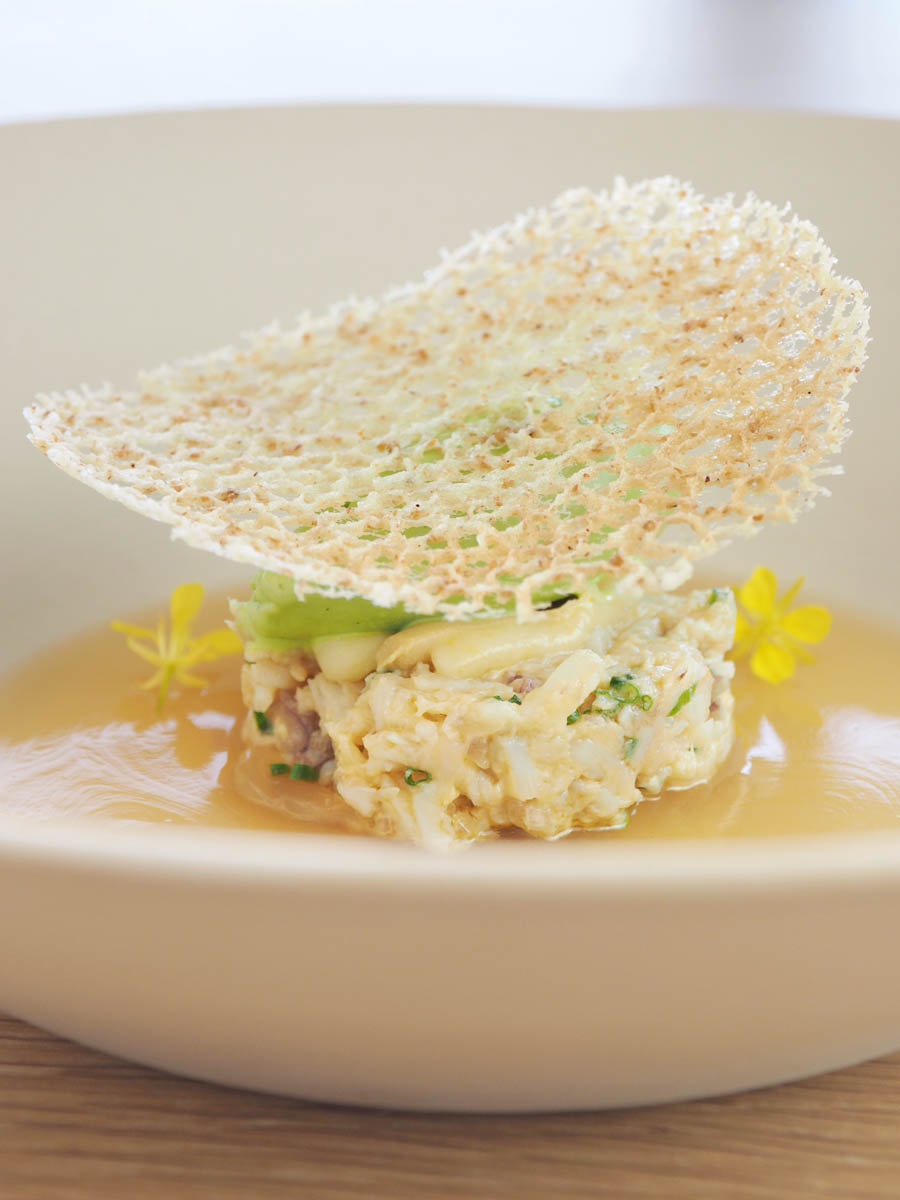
[404,767,432,787]
[269,762,290,776]
[609,679,640,704]
[668,682,698,717]
[254,710,272,733]
[493,693,523,705]
[588,673,653,718]
[624,736,638,759]
[707,587,730,607]
[566,711,581,726]
[290,763,320,781]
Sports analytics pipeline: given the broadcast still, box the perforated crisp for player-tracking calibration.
[27,178,868,617]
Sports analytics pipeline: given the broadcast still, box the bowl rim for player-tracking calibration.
[2,811,900,896]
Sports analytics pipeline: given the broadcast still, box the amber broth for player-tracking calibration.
[1,590,900,839]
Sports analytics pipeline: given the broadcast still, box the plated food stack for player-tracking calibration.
[26,179,869,844]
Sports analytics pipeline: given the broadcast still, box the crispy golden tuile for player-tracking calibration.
[27,179,868,617]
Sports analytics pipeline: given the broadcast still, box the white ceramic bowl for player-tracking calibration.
[0,105,898,1112]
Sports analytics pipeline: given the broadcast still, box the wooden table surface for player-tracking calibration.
[1,1015,899,1198]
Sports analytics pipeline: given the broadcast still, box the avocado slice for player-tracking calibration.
[233,571,421,652]
[233,570,597,653]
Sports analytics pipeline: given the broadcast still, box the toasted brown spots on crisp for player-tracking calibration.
[25,179,867,617]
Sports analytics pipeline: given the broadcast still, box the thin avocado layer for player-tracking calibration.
[233,570,598,652]
[233,571,419,651]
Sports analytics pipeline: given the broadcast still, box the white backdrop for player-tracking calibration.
[2,0,899,123]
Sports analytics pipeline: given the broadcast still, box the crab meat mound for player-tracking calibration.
[241,588,736,846]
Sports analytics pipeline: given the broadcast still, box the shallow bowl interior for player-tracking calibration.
[0,105,898,1111]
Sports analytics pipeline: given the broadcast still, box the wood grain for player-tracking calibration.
[1,1015,899,1199]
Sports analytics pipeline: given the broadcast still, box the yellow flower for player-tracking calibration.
[732,566,831,684]
[111,582,242,711]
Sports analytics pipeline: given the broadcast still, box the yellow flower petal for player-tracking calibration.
[170,582,205,631]
[114,581,241,711]
[731,565,829,685]
[737,566,777,619]
[751,640,796,684]
[110,620,156,639]
[781,604,832,644]
[137,669,165,690]
[126,638,164,667]
[190,627,243,660]
[777,576,805,614]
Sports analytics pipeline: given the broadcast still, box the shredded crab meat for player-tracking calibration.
[241,588,736,845]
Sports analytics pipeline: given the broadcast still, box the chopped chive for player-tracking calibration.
[492,694,522,704]
[290,762,319,781]
[269,762,289,776]
[624,736,638,758]
[592,673,652,716]
[707,587,729,606]
[254,710,272,733]
[668,682,698,717]
[566,711,581,725]
[404,767,432,786]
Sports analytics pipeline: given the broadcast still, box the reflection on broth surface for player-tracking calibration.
[1,590,899,839]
